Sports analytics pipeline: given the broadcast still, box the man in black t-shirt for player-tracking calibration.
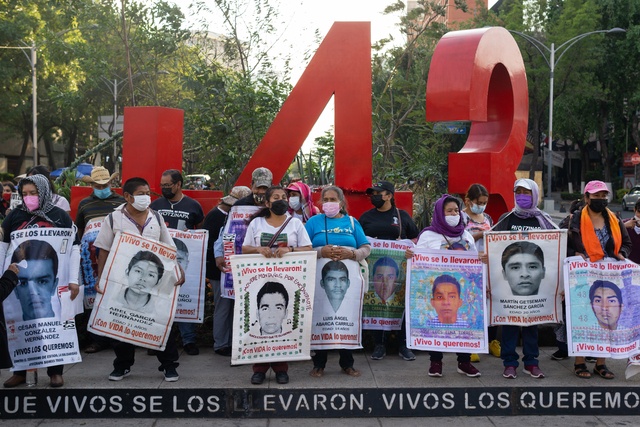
[150,169,204,356]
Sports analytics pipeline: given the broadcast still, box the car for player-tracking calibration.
[622,186,640,211]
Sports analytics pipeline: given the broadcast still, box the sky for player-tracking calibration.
[171,0,498,152]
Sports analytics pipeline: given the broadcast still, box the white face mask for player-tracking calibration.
[131,195,151,211]
[289,196,301,211]
[445,215,460,227]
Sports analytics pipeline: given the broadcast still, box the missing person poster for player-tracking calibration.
[88,232,180,351]
[229,251,316,365]
[2,228,82,370]
[169,229,208,323]
[363,238,413,331]
[80,218,102,309]
[406,249,486,353]
[310,258,365,350]
[564,256,640,358]
[220,205,260,299]
[486,230,566,326]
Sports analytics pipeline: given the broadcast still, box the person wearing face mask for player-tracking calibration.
[567,180,630,380]
[150,169,204,356]
[93,177,185,383]
[242,186,312,385]
[359,181,419,362]
[75,167,125,354]
[27,165,71,214]
[491,178,557,380]
[461,183,498,361]
[305,185,371,378]
[235,167,273,207]
[286,181,319,223]
[408,194,479,378]
[1,181,16,218]
[0,174,81,388]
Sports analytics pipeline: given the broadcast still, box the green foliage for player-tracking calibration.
[616,188,627,201]
[290,131,334,185]
[560,191,584,201]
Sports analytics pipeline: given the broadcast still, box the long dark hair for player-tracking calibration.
[249,186,287,221]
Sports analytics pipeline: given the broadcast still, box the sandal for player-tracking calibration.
[594,364,615,380]
[574,363,591,379]
[309,367,324,378]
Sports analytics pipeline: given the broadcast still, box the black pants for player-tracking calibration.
[373,318,408,347]
[113,329,179,371]
[312,349,354,369]
[428,352,470,362]
[14,365,64,377]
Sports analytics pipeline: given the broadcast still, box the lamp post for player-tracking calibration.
[509,28,626,206]
[0,25,98,169]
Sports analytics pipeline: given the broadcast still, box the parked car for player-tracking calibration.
[622,186,640,210]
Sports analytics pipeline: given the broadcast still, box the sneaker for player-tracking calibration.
[108,368,131,381]
[470,353,480,362]
[503,366,517,379]
[371,344,386,360]
[214,347,232,356]
[275,371,289,384]
[428,361,442,377]
[551,350,569,360]
[489,340,501,357]
[183,343,199,356]
[251,372,265,385]
[398,347,416,361]
[523,365,545,378]
[164,367,179,382]
[457,362,481,377]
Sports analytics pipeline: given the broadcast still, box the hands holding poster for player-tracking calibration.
[486,230,566,326]
[564,256,640,358]
[2,228,82,370]
[363,238,413,331]
[169,228,208,323]
[229,251,316,365]
[220,205,260,299]
[406,249,486,353]
[88,232,180,351]
[311,258,365,350]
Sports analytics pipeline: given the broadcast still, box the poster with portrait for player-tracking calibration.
[88,232,180,351]
[229,251,316,365]
[79,218,102,309]
[310,258,365,350]
[406,249,486,353]
[169,228,208,323]
[564,256,640,358]
[362,238,413,331]
[2,227,82,370]
[220,205,261,299]
[486,230,566,326]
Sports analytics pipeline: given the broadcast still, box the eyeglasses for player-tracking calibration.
[160,182,176,189]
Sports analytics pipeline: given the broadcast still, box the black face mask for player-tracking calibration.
[270,200,289,216]
[370,195,385,209]
[589,199,608,213]
[162,188,176,199]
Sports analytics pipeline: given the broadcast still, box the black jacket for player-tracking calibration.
[0,269,19,369]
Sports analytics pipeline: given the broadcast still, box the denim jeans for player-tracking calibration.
[501,324,539,367]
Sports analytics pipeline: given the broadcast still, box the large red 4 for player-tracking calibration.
[427,27,529,220]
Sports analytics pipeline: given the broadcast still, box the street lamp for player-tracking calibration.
[509,27,626,207]
[0,25,98,168]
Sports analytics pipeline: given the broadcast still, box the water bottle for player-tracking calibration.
[26,369,37,387]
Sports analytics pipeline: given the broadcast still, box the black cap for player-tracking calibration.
[366,181,395,195]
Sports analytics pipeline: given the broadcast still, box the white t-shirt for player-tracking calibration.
[416,230,477,253]
[53,194,71,212]
[243,216,312,248]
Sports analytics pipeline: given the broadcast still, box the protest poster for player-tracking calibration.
[220,205,261,299]
[88,232,180,351]
[310,258,365,350]
[169,228,208,323]
[79,218,102,309]
[229,251,316,365]
[486,230,566,326]
[564,256,640,359]
[2,227,82,370]
[406,249,486,353]
[362,238,413,331]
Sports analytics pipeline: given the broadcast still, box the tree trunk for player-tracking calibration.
[599,103,611,182]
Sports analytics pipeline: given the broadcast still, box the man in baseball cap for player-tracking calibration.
[221,186,251,206]
[366,181,395,195]
[235,167,273,207]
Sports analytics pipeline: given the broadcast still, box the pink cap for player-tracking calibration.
[584,180,609,195]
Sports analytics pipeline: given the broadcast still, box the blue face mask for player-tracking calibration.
[93,187,111,199]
